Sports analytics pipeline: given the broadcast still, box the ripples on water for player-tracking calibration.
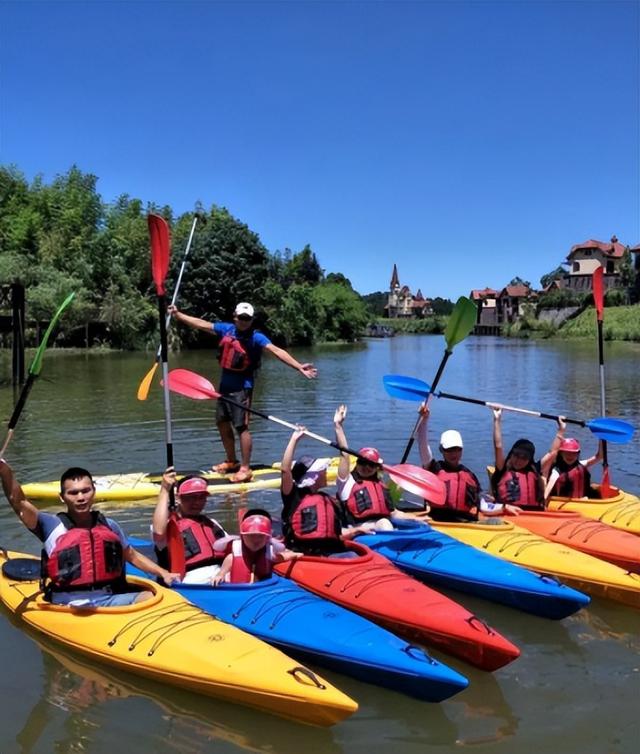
[0,337,639,753]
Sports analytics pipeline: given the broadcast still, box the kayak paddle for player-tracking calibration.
[592,266,612,495]
[383,373,635,444]
[164,368,446,504]
[137,212,203,401]
[0,292,75,457]
[399,296,477,463]
[149,214,185,577]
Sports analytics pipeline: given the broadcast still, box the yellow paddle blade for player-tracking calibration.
[137,361,159,401]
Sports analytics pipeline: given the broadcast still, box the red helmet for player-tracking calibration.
[240,514,272,536]
[177,477,208,496]
[357,447,383,465]
[559,438,581,453]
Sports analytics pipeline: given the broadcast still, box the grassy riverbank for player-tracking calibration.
[508,305,640,341]
[373,317,446,334]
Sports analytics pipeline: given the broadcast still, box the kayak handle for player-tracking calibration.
[403,643,437,665]
[288,666,326,689]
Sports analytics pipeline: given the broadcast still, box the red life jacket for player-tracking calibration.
[432,464,480,518]
[345,477,392,522]
[45,512,125,590]
[218,334,251,372]
[551,461,591,498]
[179,516,225,571]
[495,469,544,510]
[288,492,343,543]
[228,538,272,583]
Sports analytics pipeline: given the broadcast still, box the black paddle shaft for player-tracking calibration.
[400,349,452,463]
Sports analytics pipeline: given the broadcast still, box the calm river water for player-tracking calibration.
[0,335,638,754]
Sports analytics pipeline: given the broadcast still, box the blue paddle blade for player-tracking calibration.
[383,374,431,402]
[585,417,635,444]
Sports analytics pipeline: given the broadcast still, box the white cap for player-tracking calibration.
[292,456,331,488]
[234,302,254,318]
[440,430,463,449]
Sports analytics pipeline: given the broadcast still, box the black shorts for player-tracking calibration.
[216,389,252,430]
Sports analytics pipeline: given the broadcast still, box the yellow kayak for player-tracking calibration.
[22,460,342,504]
[0,550,357,726]
[417,518,640,609]
[548,485,640,535]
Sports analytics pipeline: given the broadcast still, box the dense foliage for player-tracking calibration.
[0,165,372,348]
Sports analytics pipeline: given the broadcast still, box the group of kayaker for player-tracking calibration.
[0,297,603,604]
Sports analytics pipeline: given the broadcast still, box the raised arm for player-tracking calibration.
[492,408,506,471]
[416,404,433,468]
[0,459,38,530]
[333,405,350,480]
[281,428,306,496]
[152,467,176,543]
[168,306,214,334]
[264,344,317,379]
[540,417,566,478]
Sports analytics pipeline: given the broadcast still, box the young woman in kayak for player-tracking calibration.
[153,468,228,584]
[0,459,179,606]
[491,408,558,511]
[280,428,371,557]
[212,509,300,585]
[333,404,414,530]
[543,417,603,500]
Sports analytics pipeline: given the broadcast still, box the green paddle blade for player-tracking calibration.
[444,296,477,350]
[30,292,76,375]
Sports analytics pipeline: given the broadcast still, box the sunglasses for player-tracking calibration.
[357,459,379,469]
[237,315,253,322]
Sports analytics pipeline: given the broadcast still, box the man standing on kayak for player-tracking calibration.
[168,302,318,483]
[0,459,180,606]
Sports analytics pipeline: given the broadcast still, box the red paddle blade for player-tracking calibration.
[592,266,604,322]
[148,214,171,296]
[166,514,186,577]
[600,466,612,498]
[165,368,220,400]
[386,464,446,505]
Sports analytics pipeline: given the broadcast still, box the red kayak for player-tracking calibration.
[274,541,520,672]
[509,511,640,574]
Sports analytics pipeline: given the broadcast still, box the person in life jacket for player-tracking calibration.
[152,468,228,584]
[212,509,300,585]
[0,460,179,606]
[542,417,603,500]
[490,408,550,511]
[333,404,414,530]
[280,428,371,556]
[416,405,519,521]
[168,302,318,484]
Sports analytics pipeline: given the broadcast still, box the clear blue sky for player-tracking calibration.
[1,0,638,299]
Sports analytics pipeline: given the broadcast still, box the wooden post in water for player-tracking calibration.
[11,282,25,386]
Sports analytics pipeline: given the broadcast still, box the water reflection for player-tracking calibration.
[11,625,341,754]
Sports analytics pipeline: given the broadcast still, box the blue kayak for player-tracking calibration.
[356,518,590,619]
[127,538,468,702]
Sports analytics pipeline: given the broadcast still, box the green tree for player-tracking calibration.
[314,281,370,341]
[362,291,387,317]
[285,244,323,285]
[540,266,566,289]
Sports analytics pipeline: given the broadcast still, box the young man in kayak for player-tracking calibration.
[212,509,300,585]
[168,302,318,483]
[280,428,371,556]
[418,406,520,521]
[0,459,179,606]
[543,417,603,500]
[333,404,414,529]
[153,468,228,584]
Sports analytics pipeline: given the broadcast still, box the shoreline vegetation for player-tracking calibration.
[1,166,638,350]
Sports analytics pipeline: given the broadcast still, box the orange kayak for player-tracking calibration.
[508,510,640,574]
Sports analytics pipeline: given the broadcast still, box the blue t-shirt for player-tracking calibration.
[213,323,272,391]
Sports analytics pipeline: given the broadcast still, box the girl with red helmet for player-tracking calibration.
[212,509,300,585]
[543,417,603,500]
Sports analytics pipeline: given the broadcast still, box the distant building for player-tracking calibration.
[560,235,630,292]
[385,265,432,318]
[470,288,498,325]
[496,285,537,324]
